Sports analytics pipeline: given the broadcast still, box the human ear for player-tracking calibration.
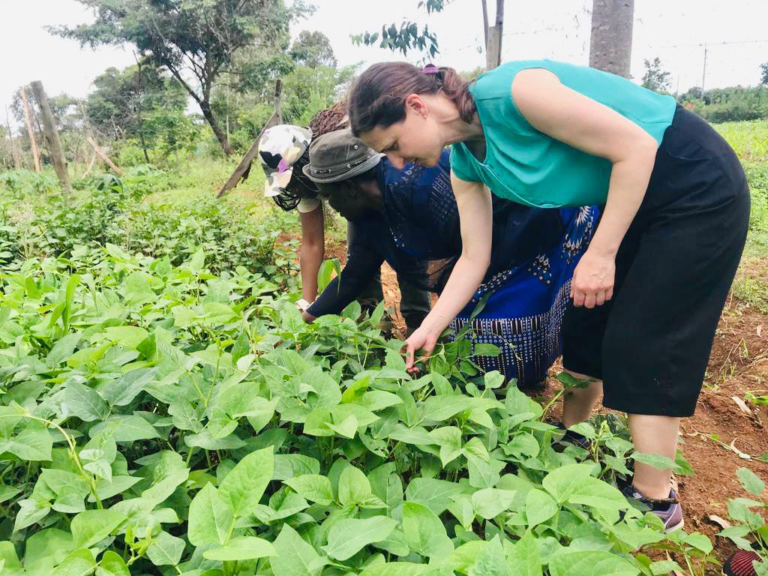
[405,94,428,119]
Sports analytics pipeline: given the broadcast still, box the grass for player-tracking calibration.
[717,121,768,313]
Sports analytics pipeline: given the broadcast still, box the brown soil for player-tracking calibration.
[312,238,768,570]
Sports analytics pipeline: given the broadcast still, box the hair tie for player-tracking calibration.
[421,64,439,75]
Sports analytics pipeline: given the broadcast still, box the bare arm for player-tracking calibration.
[512,68,659,308]
[404,175,493,369]
[299,203,325,303]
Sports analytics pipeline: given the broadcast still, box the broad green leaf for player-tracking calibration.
[682,532,713,555]
[327,414,358,438]
[467,454,503,489]
[216,381,270,419]
[737,467,766,496]
[430,426,463,466]
[188,484,233,546]
[649,560,684,575]
[338,466,371,507]
[96,551,130,576]
[271,524,323,576]
[71,509,126,549]
[146,531,186,566]
[13,498,51,532]
[102,369,156,407]
[105,326,149,350]
[548,551,639,576]
[422,395,477,422]
[405,478,465,514]
[21,528,73,571]
[630,452,682,472]
[219,447,273,517]
[388,424,436,446]
[169,399,204,433]
[47,334,81,368]
[184,430,245,450]
[448,541,488,575]
[525,489,558,527]
[204,536,276,561]
[542,464,594,503]
[90,415,159,443]
[469,535,508,576]
[2,420,52,461]
[303,367,341,410]
[273,454,321,481]
[285,475,334,506]
[63,380,109,422]
[360,563,440,576]
[0,542,22,572]
[323,516,398,561]
[472,488,516,520]
[506,530,542,576]
[51,548,96,576]
[402,501,453,559]
[568,477,630,511]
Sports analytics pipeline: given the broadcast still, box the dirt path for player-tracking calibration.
[319,239,768,569]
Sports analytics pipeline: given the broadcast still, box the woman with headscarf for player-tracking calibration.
[256,104,432,333]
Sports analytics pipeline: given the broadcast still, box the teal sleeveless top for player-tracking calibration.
[450,59,677,208]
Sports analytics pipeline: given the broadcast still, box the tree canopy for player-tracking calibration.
[52,0,313,155]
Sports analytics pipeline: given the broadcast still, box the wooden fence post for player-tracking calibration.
[87,136,124,176]
[20,88,41,173]
[30,81,72,193]
[217,79,283,198]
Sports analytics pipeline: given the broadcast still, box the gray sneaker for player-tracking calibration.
[621,485,684,532]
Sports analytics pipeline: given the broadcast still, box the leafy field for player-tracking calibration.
[0,123,765,576]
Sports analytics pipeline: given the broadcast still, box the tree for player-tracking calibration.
[641,57,672,93]
[589,0,635,78]
[290,31,336,69]
[86,63,187,158]
[352,0,445,58]
[761,62,768,86]
[52,0,310,156]
[353,0,504,69]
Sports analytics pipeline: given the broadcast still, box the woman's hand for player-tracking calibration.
[571,248,616,308]
[403,326,440,372]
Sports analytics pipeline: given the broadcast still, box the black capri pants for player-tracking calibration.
[562,106,751,417]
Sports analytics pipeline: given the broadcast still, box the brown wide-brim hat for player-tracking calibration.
[302,129,382,184]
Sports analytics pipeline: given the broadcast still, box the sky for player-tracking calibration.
[1,0,767,127]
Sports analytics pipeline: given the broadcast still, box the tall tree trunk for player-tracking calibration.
[485,0,504,70]
[589,0,635,78]
[199,99,234,156]
[165,63,233,156]
[20,88,41,172]
[31,81,72,193]
[133,53,151,164]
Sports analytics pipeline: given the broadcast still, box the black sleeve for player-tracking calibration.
[306,228,385,318]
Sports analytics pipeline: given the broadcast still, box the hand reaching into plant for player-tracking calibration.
[571,248,616,308]
[403,325,439,372]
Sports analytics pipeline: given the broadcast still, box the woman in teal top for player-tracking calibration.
[348,60,750,531]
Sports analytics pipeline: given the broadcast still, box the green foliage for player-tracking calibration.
[717,468,767,570]
[0,165,295,280]
[85,63,188,147]
[0,167,721,573]
[641,58,672,94]
[353,0,446,57]
[281,64,358,127]
[53,0,304,154]
[290,31,337,69]
[681,86,768,124]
